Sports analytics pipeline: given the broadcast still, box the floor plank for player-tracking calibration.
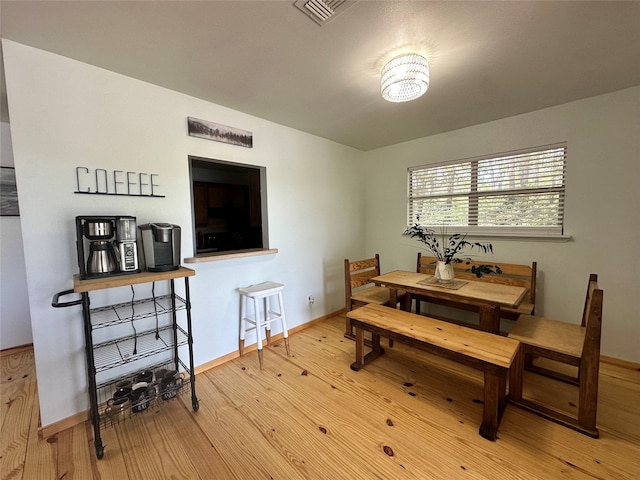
[1,314,639,480]
[0,359,37,480]
[56,422,94,479]
[161,393,237,479]
[112,400,201,479]
[277,319,580,479]
[192,369,311,480]
[86,419,130,479]
[208,352,427,479]
[19,386,57,480]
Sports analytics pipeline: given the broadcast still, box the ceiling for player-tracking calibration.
[1,1,639,151]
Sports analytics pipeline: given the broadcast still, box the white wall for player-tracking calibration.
[2,40,366,427]
[0,121,33,349]
[364,86,640,362]
[4,37,639,430]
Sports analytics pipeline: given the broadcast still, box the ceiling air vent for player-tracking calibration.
[293,0,357,26]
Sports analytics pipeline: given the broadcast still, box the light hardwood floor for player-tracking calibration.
[2,314,639,479]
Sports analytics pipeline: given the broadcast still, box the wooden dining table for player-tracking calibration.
[371,270,528,334]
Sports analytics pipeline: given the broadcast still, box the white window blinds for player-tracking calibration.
[408,143,567,235]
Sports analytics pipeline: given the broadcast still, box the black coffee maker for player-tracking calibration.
[76,216,140,279]
[138,223,181,272]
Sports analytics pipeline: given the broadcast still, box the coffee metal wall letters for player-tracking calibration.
[75,167,165,198]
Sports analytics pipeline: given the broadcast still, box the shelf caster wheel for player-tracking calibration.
[96,443,104,460]
[192,398,199,411]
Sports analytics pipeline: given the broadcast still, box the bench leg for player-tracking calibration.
[350,326,385,371]
[577,354,599,435]
[371,333,382,355]
[479,370,507,441]
[352,326,365,370]
[508,345,524,402]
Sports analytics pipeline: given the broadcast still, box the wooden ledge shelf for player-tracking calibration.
[73,266,195,293]
[184,248,278,263]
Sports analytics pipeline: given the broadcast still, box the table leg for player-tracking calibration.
[402,292,412,312]
[389,288,398,307]
[479,304,501,334]
[387,288,400,348]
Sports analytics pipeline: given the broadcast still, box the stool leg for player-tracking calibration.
[278,291,291,357]
[264,296,271,346]
[253,296,264,369]
[239,294,247,356]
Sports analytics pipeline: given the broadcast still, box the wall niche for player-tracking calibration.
[189,156,267,254]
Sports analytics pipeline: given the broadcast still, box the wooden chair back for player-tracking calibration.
[416,253,537,317]
[345,254,394,339]
[582,273,601,327]
[344,254,382,310]
[581,274,603,385]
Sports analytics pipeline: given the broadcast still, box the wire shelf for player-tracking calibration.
[97,372,193,430]
[74,269,198,459]
[93,324,189,373]
[95,358,190,391]
[89,294,187,329]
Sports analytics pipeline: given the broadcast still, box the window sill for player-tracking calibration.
[184,248,279,263]
[465,233,573,242]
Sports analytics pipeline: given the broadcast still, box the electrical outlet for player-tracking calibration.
[308,295,315,305]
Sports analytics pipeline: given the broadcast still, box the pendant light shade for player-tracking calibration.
[381,53,429,103]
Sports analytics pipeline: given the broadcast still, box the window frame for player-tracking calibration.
[407,143,567,237]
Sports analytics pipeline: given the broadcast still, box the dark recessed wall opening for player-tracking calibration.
[189,156,267,254]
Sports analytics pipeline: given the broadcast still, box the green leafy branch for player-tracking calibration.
[466,263,503,278]
[402,224,494,265]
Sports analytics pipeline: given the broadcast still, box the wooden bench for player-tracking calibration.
[346,303,520,441]
[415,254,537,321]
[508,274,603,437]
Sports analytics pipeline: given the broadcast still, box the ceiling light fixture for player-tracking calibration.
[381,53,429,103]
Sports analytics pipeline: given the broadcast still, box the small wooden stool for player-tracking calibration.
[238,281,291,369]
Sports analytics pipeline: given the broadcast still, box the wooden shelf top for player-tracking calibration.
[73,266,195,293]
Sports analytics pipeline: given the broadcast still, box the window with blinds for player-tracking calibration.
[408,143,567,235]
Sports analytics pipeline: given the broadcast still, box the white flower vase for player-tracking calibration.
[435,261,455,284]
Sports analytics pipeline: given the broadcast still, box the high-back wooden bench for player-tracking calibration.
[344,254,406,340]
[347,303,520,441]
[508,273,603,437]
[416,254,537,320]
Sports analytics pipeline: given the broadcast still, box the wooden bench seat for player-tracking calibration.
[415,254,537,321]
[346,303,520,441]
